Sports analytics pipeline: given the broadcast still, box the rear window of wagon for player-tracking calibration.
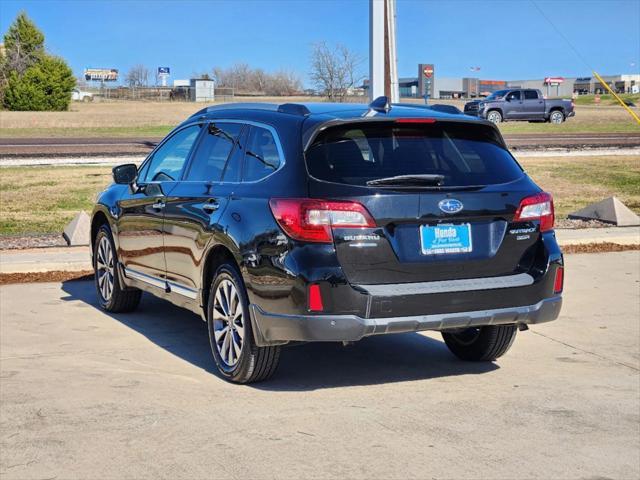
[305,122,524,188]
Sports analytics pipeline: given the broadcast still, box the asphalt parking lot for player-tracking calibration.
[1,251,638,479]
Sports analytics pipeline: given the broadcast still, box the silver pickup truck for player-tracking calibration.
[464,88,575,124]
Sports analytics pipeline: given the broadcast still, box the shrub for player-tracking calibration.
[3,55,75,111]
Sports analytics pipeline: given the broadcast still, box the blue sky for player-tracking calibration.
[1,0,638,85]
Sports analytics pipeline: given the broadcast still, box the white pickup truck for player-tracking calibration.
[71,89,93,102]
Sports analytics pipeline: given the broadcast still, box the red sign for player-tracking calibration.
[423,66,434,78]
[544,77,565,84]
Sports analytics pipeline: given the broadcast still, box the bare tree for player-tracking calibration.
[125,64,149,88]
[212,63,301,95]
[309,42,363,101]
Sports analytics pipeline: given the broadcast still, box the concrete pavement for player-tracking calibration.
[1,227,638,274]
[0,251,638,479]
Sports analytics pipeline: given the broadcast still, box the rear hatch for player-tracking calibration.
[305,119,545,285]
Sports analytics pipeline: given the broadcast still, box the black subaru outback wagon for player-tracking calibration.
[91,98,563,383]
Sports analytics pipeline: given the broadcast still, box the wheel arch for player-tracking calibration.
[200,242,243,313]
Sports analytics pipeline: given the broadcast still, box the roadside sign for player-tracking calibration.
[544,77,565,85]
[158,67,170,75]
[84,68,118,82]
[423,65,434,78]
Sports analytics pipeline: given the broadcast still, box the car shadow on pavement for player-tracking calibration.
[61,280,499,390]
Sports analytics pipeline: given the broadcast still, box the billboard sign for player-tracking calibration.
[423,65,434,79]
[158,67,170,75]
[84,68,118,82]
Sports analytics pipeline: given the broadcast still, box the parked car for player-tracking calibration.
[91,98,564,383]
[464,89,574,124]
[71,88,93,102]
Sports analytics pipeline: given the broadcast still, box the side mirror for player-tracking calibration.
[112,163,138,185]
[505,96,512,102]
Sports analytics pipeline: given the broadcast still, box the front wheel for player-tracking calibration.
[487,110,502,124]
[442,324,517,361]
[207,263,280,383]
[93,225,141,312]
[549,110,565,124]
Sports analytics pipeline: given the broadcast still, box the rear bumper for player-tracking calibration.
[250,296,562,346]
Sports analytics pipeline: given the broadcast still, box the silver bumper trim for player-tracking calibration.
[356,273,534,296]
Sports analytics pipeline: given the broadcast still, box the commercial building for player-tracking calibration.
[388,64,640,99]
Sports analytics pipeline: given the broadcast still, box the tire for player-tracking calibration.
[442,324,517,361]
[207,262,280,383]
[549,110,565,124]
[93,224,141,313]
[487,110,502,124]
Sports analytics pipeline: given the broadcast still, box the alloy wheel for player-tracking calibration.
[96,236,114,302]
[213,279,245,367]
[487,111,501,124]
[550,111,563,124]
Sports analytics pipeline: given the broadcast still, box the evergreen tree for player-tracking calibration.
[1,12,75,111]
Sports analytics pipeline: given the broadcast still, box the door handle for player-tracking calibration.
[202,201,220,213]
[152,200,165,210]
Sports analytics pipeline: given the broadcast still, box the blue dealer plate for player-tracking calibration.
[420,224,473,255]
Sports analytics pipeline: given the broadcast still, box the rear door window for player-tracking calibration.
[306,122,524,188]
[524,90,539,100]
[243,126,282,182]
[185,122,244,182]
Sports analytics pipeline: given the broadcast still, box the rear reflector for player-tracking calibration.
[269,198,376,243]
[308,284,324,311]
[554,266,564,294]
[513,192,555,232]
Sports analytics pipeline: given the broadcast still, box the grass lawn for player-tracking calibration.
[1,99,638,138]
[0,166,112,235]
[1,155,638,236]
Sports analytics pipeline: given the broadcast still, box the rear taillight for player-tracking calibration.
[269,198,376,243]
[554,266,564,294]
[514,192,555,232]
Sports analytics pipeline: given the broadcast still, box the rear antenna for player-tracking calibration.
[365,96,391,116]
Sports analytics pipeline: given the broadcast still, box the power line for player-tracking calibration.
[529,0,594,71]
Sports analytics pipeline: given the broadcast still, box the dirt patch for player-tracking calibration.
[562,243,640,254]
[0,270,93,285]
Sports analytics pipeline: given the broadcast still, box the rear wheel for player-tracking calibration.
[487,110,502,124]
[442,324,517,361]
[94,225,141,313]
[207,263,280,383]
[549,110,565,124]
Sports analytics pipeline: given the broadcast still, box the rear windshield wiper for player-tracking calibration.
[366,174,445,187]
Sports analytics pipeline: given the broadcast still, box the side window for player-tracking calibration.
[506,91,521,101]
[185,122,243,182]
[524,90,538,100]
[142,125,201,182]
[243,126,282,182]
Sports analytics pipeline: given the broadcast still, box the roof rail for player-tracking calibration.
[277,103,311,116]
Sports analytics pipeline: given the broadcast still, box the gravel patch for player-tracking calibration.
[555,218,611,229]
[0,270,93,285]
[0,233,68,250]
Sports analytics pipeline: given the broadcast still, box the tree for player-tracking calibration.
[212,63,301,95]
[125,64,149,88]
[1,12,75,111]
[309,42,363,101]
[2,12,44,76]
[3,55,75,111]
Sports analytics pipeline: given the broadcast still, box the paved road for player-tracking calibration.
[1,252,638,479]
[1,132,639,158]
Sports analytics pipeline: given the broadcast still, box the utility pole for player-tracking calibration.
[369,0,398,102]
